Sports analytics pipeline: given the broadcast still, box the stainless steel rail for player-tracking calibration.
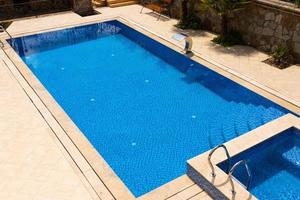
[208,144,231,177]
[228,160,252,195]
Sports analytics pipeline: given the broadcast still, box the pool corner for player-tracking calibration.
[187,113,300,200]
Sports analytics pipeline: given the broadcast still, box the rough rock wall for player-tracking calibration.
[72,0,93,15]
[230,2,300,60]
[0,0,14,20]
[171,0,300,61]
[0,0,72,21]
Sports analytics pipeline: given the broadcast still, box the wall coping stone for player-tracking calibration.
[254,0,300,16]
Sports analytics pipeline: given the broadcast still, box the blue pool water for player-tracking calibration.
[218,128,300,200]
[10,20,289,197]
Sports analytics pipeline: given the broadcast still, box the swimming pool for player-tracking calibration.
[9,20,289,197]
[218,128,300,200]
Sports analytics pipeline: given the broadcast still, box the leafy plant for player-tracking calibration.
[212,30,244,46]
[176,0,202,30]
[283,0,300,7]
[265,46,294,69]
[200,0,249,39]
[292,0,300,7]
[176,14,202,29]
[272,46,291,60]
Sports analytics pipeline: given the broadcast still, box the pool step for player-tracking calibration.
[281,146,300,166]
[208,102,286,149]
[246,104,264,130]
[262,107,285,123]
[107,0,139,7]
[222,110,238,142]
[208,122,224,148]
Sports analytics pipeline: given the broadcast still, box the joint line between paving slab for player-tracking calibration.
[0,52,115,200]
[118,15,300,114]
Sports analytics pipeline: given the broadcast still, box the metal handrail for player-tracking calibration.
[228,160,252,195]
[208,144,231,177]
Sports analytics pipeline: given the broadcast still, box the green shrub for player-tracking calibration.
[212,30,245,47]
[265,46,294,69]
[293,0,300,6]
[285,0,300,6]
[272,46,290,60]
[175,15,202,30]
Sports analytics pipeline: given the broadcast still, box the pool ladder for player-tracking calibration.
[208,144,231,177]
[228,160,252,195]
[208,145,252,196]
[0,25,13,48]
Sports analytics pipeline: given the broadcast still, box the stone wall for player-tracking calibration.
[171,0,300,61]
[72,0,93,15]
[229,1,300,60]
[0,0,14,20]
[0,0,72,21]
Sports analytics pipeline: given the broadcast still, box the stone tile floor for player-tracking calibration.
[0,57,97,199]
[0,4,299,200]
[100,5,300,104]
[5,5,300,104]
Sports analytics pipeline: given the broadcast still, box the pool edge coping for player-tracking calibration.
[1,15,300,200]
[187,114,300,200]
[116,15,300,116]
[0,16,204,200]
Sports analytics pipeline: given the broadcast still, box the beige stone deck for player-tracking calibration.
[0,4,299,200]
[6,5,300,106]
[0,54,97,200]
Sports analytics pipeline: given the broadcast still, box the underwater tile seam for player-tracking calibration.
[1,16,300,200]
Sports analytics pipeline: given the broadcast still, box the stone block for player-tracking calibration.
[260,40,266,45]
[248,24,255,33]
[275,15,282,23]
[294,42,300,54]
[283,28,289,35]
[265,21,277,30]
[257,19,265,26]
[275,26,283,38]
[72,0,93,15]
[255,27,263,34]
[296,23,300,31]
[293,33,300,43]
[262,27,274,36]
[282,34,290,41]
[265,12,275,21]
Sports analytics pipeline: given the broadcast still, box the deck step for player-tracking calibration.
[166,184,205,200]
[107,0,139,7]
